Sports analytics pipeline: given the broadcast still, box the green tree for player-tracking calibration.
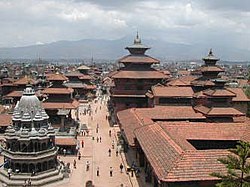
[244,87,250,117]
[211,141,250,187]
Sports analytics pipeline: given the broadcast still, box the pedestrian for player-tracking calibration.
[23,179,27,187]
[84,131,86,136]
[7,168,11,179]
[109,130,111,137]
[97,137,99,143]
[86,161,90,171]
[96,167,100,176]
[120,163,124,173]
[116,148,118,157]
[109,167,113,177]
[73,159,76,169]
[28,179,31,186]
[108,148,111,157]
[112,141,115,149]
[81,140,84,148]
[99,136,102,143]
[78,152,81,160]
[81,130,84,136]
[63,148,66,156]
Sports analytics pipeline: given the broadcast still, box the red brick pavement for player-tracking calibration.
[50,98,139,187]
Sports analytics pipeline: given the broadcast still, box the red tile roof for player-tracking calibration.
[194,105,244,116]
[111,70,167,79]
[134,122,249,182]
[152,86,194,97]
[117,106,206,146]
[160,122,249,142]
[47,73,68,81]
[5,91,43,98]
[0,114,12,127]
[42,88,74,95]
[55,137,77,146]
[136,106,205,121]
[167,76,197,86]
[198,66,224,72]
[165,150,228,182]
[203,88,236,97]
[65,71,84,77]
[118,54,159,64]
[227,88,250,102]
[42,99,79,109]
[134,124,184,180]
[79,75,92,80]
[191,79,215,87]
[14,77,36,85]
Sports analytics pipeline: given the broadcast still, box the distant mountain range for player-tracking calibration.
[0,36,249,61]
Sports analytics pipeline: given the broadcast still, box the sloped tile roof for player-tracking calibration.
[227,87,250,102]
[42,99,79,109]
[46,73,68,81]
[14,77,36,85]
[42,88,74,94]
[136,106,205,120]
[194,105,244,116]
[203,88,236,97]
[55,137,77,146]
[165,150,228,182]
[117,108,144,146]
[118,54,159,64]
[134,122,249,182]
[198,66,224,72]
[0,114,12,126]
[111,70,167,79]
[152,86,194,97]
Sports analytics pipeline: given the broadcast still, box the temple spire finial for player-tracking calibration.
[134,31,141,44]
[209,48,213,56]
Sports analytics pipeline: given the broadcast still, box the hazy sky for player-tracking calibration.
[0,0,249,54]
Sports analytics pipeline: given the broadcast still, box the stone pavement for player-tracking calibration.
[50,97,140,187]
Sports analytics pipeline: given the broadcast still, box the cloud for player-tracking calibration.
[0,0,249,60]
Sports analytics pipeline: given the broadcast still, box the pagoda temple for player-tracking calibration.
[64,66,96,100]
[42,73,79,131]
[0,85,63,186]
[191,49,224,91]
[110,33,169,112]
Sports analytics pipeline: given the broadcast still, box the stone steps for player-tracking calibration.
[0,168,64,186]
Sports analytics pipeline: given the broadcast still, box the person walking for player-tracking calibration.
[108,148,111,157]
[96,167,100,176]
[120,163,124,173]
[99,136,102,143]
[116,148,119,157]
[109,130,111,137]
[78,152,81,160]
[112,140,115,149]
[81,140,84,148]
[97,137,99,143]
[109,167,113,177]
[63,148,66,156]
[86,161,90,171]
[73,159,76,169]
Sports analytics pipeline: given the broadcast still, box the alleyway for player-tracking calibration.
[50,96,139,187]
